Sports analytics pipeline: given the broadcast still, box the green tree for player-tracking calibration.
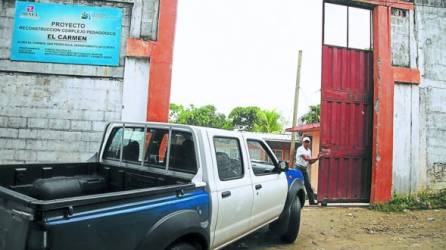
[253,109,284,133]
[301,104,320,124]
[169,104,232,129]
[169,103,184,122]
[228,106,262,131]
[169,103,285,132]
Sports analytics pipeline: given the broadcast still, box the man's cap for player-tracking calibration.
[303,137,311,142]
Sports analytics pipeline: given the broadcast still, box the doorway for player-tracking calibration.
[318,1,373,203]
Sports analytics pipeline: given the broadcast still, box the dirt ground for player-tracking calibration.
[224,207,446,250]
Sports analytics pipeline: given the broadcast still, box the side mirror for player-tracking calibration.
[278,161,289,172]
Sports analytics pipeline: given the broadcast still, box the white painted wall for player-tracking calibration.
[122,58,150,121]
[393,84,420,194]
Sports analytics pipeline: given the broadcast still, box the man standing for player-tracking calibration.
[295,137,320,205]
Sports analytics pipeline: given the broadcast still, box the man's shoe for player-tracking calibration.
[309,201,317,205]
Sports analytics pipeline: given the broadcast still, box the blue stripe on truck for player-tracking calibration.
[46,189,210,225]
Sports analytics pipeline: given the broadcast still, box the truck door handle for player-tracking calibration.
[221,191,231,198]
[255,184,262,190]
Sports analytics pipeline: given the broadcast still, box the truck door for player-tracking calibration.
[245,139,288,229]
[207,131,254,248]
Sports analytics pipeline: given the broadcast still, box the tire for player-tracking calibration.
[281,197,301,243]
[167,242,201,250]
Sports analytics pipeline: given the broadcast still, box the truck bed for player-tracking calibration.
[0,162,191,207]
[0,162,203,250]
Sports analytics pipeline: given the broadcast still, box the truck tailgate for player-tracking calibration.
[0,206,32,250]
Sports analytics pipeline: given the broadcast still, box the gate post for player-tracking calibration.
[370,5,394,204]
[146,0,178,122]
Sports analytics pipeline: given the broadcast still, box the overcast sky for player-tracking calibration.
[171,0,323,126]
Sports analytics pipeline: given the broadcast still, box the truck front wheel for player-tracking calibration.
[281,197,301,243]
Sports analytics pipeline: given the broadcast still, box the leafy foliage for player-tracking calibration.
[170,103,285,133]
[169,103,184,122]
[169,104,232,129]
[301,104,320,124]
[253,109,283,133]
[371,189,446,212]
[228,106,262,131]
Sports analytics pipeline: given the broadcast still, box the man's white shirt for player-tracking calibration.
[295,145,311,168]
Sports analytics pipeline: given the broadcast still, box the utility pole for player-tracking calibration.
[289,50,302,167]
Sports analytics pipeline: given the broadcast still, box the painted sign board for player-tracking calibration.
[11,1,122,66]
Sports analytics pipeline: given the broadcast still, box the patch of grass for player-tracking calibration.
[371,189,446,212]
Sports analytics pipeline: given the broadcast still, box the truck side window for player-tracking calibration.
[104,127,123,160]
[247,140,277,176]
[214,137,244,181]
[144,128,169,169]
[122,127,145,163]
[103,127,145,163]
[168,131,197,174]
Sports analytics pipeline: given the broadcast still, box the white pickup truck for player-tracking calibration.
[0,122,306,250]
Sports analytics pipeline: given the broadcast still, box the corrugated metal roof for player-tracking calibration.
[286,123,320,133]
[241,131,296,142]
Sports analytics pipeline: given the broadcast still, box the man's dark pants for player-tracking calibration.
[300,168,316,204]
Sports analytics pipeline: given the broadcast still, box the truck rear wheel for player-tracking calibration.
[281,197,301,243]
[167,242,201,250]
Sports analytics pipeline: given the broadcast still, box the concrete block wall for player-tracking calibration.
[0,0,159,163]
[420,87,446,190]
[416,3,446,191]
[0,74,121,163]
[391,8,410,67]
[392,1,446,193]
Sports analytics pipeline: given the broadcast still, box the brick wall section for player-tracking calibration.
[0,73,121,163]
[416,4,446,190]
[421,87,446,190]
[391,9,410,67]
[415,0,446,7]
[0,0,159,163]
[141,0,160,40]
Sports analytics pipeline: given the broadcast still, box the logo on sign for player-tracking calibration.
[20,5,38,19]
[81,11,91,20]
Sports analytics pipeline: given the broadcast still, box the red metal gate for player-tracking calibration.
[318,46,373,203]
